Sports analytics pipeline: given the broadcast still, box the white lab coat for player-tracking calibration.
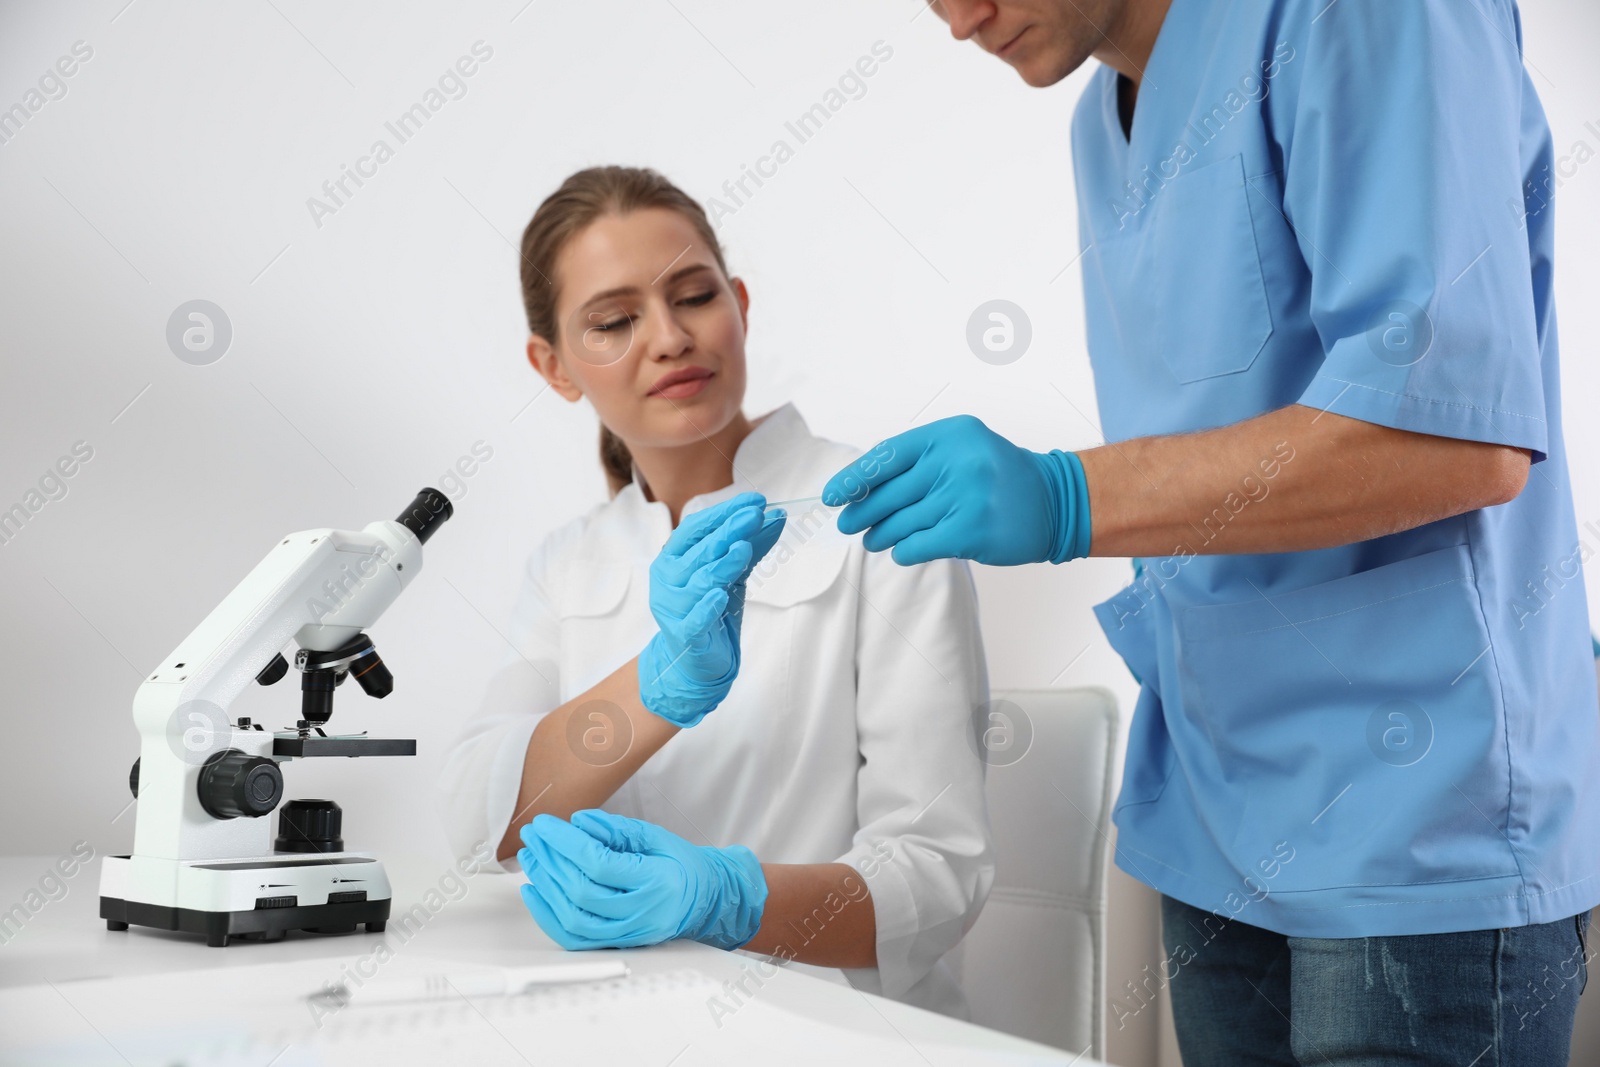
[437,404,994,1016]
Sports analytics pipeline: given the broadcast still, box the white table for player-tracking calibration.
[0,853,1101,1066]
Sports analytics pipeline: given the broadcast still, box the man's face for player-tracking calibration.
[930,0,1125,87]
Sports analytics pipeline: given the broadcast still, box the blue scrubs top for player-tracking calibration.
[1074,0,1600,937]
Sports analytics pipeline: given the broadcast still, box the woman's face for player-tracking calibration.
[531,207,749,451]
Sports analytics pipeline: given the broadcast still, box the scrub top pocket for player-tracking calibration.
[1103,153,1275,384]
[1117,686,1176,809]
[1172,544,1520,891]
[1094,581,1175,807]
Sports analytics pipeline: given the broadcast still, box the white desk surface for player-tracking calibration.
[0,852,1101,1067]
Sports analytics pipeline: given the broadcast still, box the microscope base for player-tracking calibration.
[99,894,390,947]
[99,852,394,947]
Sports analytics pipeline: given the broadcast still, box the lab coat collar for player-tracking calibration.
[619,402,819,524]
[731,402,811,492]
[575,403,851,612]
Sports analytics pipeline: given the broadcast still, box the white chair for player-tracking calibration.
[950,687,1118,1059]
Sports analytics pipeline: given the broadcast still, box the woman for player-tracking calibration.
[439,166,992,1015]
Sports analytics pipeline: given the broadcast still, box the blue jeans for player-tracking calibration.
[1161,895,1591,1066]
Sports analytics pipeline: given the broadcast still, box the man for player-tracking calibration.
[823,1,1598,1062]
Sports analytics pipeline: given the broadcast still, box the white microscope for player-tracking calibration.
[99,489,452,947]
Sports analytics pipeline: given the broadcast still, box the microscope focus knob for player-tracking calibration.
[276,799,344,854]
[197,749,283,820]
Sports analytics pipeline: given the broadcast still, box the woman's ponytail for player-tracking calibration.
[599,423,634,495]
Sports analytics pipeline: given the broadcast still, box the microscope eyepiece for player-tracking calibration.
[397,487,452,545]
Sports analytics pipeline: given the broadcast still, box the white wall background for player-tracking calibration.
[0,2,1594,1064]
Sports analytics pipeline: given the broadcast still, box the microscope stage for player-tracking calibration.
[271,734,416,757]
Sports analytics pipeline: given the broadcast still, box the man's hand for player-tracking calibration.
[821,415,1092,566]
[821,405,1529,566]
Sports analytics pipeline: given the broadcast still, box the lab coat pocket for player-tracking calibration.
[674,536,851,783]
[554,559,635,701]
[1175,544,1517,889]
[743,528,850,608]
[1111,153,1274,383]
[556,555,632,617]
[741,535,849,733]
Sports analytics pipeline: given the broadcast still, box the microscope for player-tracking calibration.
[99,489,452,947]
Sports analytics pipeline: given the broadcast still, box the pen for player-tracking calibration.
[321,959,630,1005]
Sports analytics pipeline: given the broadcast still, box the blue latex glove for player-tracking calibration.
[638,492,785,727]
[820,415,1091,566]
[517,810,767,951]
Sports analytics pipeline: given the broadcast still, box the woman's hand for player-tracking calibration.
[637,491,784,727]
[518,810,767,950]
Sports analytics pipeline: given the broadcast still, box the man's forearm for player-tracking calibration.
[1077,404,1530,558]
